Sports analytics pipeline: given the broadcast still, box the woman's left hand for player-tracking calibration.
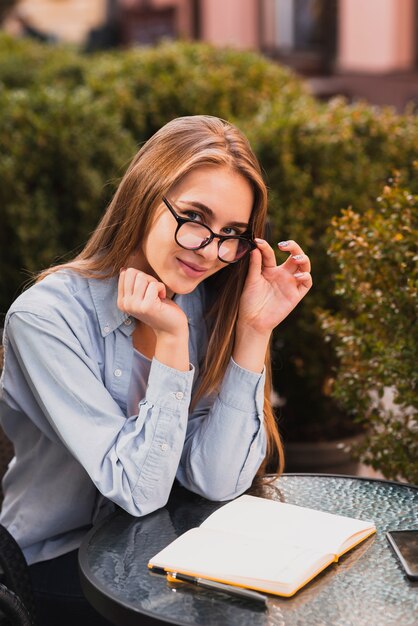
[238,239,313,335]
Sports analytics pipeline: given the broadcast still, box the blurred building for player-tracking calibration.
[3,0,106,44]
[4,0,418,111]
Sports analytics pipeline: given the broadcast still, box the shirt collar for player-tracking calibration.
[87,276,134,337]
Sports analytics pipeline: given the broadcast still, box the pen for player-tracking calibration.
[169,572,268,606]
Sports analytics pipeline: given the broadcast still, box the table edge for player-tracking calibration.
[79,514,195,626]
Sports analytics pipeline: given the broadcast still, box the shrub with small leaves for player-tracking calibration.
[246,99,418,441]
[320,176,418,483]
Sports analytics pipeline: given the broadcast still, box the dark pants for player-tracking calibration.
[28,549,113,626]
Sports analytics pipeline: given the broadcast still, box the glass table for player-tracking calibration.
[79,475,418,626]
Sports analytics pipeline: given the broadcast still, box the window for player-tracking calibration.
[260,0,337,74]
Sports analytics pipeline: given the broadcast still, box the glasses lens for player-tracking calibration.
[176,222,212,249]
[218,238,252,263]
[176,222,252,263]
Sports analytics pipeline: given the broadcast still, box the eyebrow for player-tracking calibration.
[177,200,250,230]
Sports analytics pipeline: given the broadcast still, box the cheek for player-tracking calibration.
[144,222,177,260]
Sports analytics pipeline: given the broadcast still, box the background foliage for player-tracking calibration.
[0,86,135,304]
[244,100,418,441]
[320,178,418,483]
[1,34,417,478]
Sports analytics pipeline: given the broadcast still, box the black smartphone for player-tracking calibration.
[386,530,418,581]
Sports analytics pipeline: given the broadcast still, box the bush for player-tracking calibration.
[0,86,135,316]
[0,35,88,89]
[82,41,310,141]
[245,100,418,441]
[0,34,309,139]
[320,178,418,483]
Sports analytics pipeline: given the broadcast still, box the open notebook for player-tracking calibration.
[148,494,376,597]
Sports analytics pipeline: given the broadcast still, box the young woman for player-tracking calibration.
[0,115,312,624]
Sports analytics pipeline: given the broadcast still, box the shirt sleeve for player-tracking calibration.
[176,357,267,501]
[5,310,194,517]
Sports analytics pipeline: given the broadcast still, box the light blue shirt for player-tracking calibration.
[0,271,267,565]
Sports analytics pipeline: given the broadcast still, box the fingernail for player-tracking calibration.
[254,238,265,244]
[278,241,289,247]
[294,272,305,278]
[292,254,304,261]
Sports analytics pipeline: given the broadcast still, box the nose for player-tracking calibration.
[194,238,220,263]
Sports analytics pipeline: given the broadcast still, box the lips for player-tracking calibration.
[177,258,209,278]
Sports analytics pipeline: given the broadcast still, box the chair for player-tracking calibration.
[0,525,36,625]
[0,429,13,505]
[0,330,37,625]
[0,328,14,501]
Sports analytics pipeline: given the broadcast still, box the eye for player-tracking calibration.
[182,211,203,223]
[221,226,240,236]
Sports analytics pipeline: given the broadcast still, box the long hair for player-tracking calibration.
[38,115,284,477]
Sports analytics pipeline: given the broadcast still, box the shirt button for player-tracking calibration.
[124,318,132,326]
[114,369,122,377]
[161,443,169,452]
[175,391,184,400]
[103,325,110,334]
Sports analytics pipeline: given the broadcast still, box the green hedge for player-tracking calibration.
[320,179,418,482]
[0,36,309,139]
[84,42,310,141]
[0,86,135,311]
[0,35,89,88]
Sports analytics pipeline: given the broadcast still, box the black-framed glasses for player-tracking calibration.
[162,196,256,264]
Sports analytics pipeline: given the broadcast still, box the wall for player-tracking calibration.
[200,0,258,49]
[338,0,415,72]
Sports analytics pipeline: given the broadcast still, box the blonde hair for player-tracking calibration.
[38,115,284,478]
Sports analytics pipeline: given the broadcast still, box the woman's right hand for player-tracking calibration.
[117,268,188,339]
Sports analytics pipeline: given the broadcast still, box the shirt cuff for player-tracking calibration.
[218,357,265,416]
[145,358,195,410]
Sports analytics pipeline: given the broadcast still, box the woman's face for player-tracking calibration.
[134,165,254,296]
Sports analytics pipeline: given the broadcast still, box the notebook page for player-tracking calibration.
[201,495,375,554]
[150,526,331,589]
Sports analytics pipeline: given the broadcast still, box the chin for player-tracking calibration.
[168,279,202,296]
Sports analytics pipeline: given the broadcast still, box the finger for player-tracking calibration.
[254,238,277,269]
[123,268,142,296]
[294,271,313,289]
[118,269,126,301]
[117,271,125,311]
[277,240,305,257]
[132,272,152,301]
[283,252,311,273]
[246,247,263,282]
[143,280,166,308]
[124,268,159,297]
